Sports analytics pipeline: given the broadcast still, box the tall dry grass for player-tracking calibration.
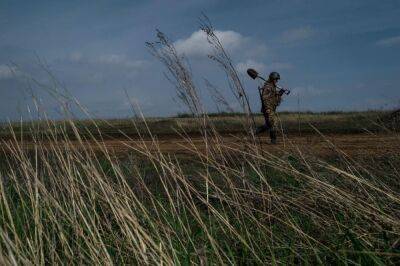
[0,110,399,264]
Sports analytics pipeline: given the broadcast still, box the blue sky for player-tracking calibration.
[1,0,399,120]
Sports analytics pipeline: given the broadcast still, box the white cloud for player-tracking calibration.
[243,43,268,58]
[68,52,148,69]
[376,36,400,47]
[0,65,19,79]
[280,26,314,43]
[174,29,248,57]
[97,54,148,69]
[69,52,83,62]
[236,59,267,74]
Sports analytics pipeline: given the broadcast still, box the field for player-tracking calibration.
[0,111,399,264]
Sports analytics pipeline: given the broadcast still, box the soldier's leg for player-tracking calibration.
[256,124,268,134]
[256,112,270,134]
[269,130,277,144]
[268,111,279,144]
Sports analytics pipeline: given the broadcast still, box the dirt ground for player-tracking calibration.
[118,133,399,157]
[9,132,397,158]
[21,133,400,156]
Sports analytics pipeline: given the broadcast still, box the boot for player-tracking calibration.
[270,130,277,144]
[256,125,268,134]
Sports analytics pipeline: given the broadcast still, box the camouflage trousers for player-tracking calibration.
[256,108,279,133]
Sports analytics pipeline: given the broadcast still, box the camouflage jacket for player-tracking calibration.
[260,81,282,112]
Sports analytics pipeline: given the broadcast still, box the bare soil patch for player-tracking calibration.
[7,132,398,158]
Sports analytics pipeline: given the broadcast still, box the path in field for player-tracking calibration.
[97,133,399,157]
[5,133,398,158]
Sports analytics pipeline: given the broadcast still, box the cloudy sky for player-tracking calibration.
[1,0,399,120]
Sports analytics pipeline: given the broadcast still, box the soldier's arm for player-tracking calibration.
[259,86,266,113]
[278,89,286,96]
[261,85,269,105]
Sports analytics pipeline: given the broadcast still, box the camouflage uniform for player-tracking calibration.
[261,81,281,131]
[256,81,282,142]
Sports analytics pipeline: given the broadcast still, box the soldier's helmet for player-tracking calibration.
[269,72,280,81]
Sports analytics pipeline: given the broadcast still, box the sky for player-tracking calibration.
[1,0,400,120]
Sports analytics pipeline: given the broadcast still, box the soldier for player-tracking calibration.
[256,72,285,144]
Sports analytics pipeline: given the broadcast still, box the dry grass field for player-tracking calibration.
[0,111,399,264]
[1,111,397,158]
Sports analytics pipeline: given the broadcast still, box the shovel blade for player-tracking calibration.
[247,68,259,80]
